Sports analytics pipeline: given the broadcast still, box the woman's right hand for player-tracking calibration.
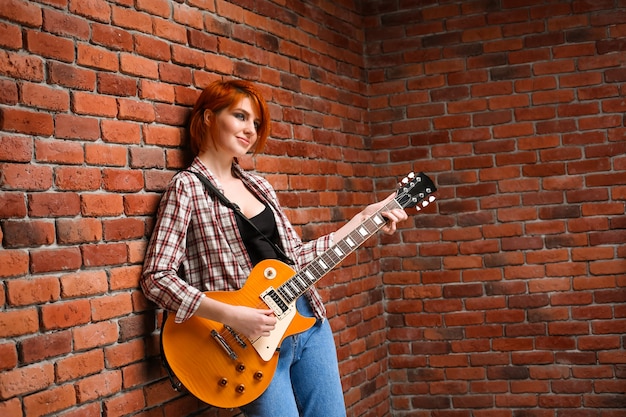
[223,305,277,340]
[195,294,277,340]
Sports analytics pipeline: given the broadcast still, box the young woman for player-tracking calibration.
[141,79,408,417]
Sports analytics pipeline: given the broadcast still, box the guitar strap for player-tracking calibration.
[183,169,295,265]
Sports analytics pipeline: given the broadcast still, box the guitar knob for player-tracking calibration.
[236,363,246,372]
[236,384,245,393]
[254,371,263,380]
[218,377,228,386]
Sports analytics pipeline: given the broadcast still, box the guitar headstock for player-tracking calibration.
[395,172,437,211]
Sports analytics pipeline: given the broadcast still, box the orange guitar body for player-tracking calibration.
[161,259,316,409]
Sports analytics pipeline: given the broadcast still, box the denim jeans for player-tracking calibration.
[240,297,347,417]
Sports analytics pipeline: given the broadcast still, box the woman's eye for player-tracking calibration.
[254,121,260,130]
[235,113,245,121]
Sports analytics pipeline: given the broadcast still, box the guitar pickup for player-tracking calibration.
[260,287,290,317]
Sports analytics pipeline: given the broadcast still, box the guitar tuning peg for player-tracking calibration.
[408,172,415,179]
[401,177,409,185]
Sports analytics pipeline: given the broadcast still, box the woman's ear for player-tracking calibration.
[203,109,212,124]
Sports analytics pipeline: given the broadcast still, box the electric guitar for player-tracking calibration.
[160,172,437,408]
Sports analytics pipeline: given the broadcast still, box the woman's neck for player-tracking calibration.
[197,152,235,182]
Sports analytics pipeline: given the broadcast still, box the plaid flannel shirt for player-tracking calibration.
[141,157,332,323]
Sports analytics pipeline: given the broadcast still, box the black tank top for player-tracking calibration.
[235,204,280,266]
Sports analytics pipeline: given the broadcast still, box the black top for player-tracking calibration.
[235,204,280,266]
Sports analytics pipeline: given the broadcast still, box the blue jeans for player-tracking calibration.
[240,297,346,417]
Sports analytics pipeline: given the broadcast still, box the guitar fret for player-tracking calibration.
[295,275,307,290]
[304,270,315,283]
[333,246,344,256]
[281,286,293,300]
[287,281,299,295]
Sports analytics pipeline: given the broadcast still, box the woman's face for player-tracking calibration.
[206,96,261,157]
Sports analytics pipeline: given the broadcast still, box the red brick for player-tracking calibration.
[21,82,70,111]
[102,388,145,417]
[48,61,96,91]
[55,349,104,382]
[109,265,142,291]
[81,193,124,216]
[72,321,119,350]
[0,249,29,278]
[0,50,44,81]
[0,107,53,136]
[123,193,160,216]
[54,114,100,141]
[20,330,71,364]
[0,23,22,49]
[35,139,84,164]
[121,360,162,389]
[92,22,133,51]
[152,16,187,44]
[42,8,90,40]
[71,90,118,117]
[24,384,76,416]
[138,79,175,102]
[103,218,145,241]
[128,241,148,265]
[25,29,75,63]
[97,72,137,97]
[81,242,127,267]
[0,342,17,370]
[0,135,32,162]
[111,5,152,33]
[6,276,60,306]
[56,218,101,245]
[101,119,142,144]
[133,33,171,61]
[40,299,90,331]
[60,270,108,298]
[105,338,145,368]
[101,168,144,192]
[85,143,127,166]
[28,192,80,217]
[69,0,111,22]
[54,166,102,191]
[75,370,123,402]
[120,52,159,79]
[0,78,18,105]
[117,98,156,122]
[0,0,42,26]
[0,363,54,399]
[91,293,133,321]
[129,147,165,169]
[30,247,82,274]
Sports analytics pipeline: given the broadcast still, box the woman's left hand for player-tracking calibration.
[361,193,408,235]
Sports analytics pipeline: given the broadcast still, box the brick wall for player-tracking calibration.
[0,1,625,417]
[363,0,626,416]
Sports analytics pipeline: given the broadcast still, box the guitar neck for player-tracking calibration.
[276,199,401,304]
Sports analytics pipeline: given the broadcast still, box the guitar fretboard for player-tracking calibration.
[276,199,400,304]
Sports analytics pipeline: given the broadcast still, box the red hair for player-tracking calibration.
[188,79,271,156]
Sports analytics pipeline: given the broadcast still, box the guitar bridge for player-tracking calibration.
[211,329,237,360]
[260,287,290,318]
